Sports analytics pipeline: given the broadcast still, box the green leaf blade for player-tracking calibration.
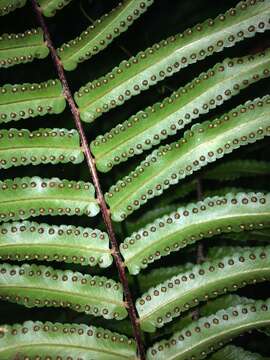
[0,128,84,169]
[0,221,112,267]
[0,263,127,319]
[0,28,49,68]
[147,299,270,360]
[120,192,270,274]
[0,176,100,222]
[137,246,270,332]
[0,79,66,124]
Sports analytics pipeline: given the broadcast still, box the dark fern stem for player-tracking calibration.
[30,1,146,358]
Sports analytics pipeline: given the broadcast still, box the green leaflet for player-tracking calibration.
[205,159,270,181]
[91,50,270,172]
[126,188,250,235]
[137,246,270,332]
[151,294,256,341]
[120,192,270,274]
[146,299,270,360]
[38,0,73,17]
[0,221,112,267]
[0,176,99,222]
[106,96,270,221]
[75,0,270,123]
[0,321,136,360]
[0,128,84,169]
[0,28,49,68]
[137,263,194,293]
[0,0,26,16]
[0,263,127,320]
[210,345,270,360]
[0,79,66,124]
[58,0,154,71]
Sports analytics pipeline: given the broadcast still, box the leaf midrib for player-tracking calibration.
[0,196,95,205]
[0,243,111,254]
[0,285,123,307]
[0,145,80,152]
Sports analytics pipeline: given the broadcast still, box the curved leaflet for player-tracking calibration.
[38,0,73,17]
[147,299,270,360]
[0,28,49,68]
[0,176,99,222]
[91,50,270,172]
[0,221,112,267]
[0,321,136,360]
[0,263,127,319]
[0,79,66,124]
[0,128,84,169]
[137,246,270,332]
[120,192,270,274]
[75,0,270,122]
[106,96,270,221]
[0,0,26,16]
[58,0,154,71]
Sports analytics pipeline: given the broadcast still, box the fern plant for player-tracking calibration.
[1,0,270,359]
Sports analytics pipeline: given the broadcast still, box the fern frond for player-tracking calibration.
[0,176,99,222]
[137,246,270,332]
[38,0,73,17]
[106,96,270,221]
[75,0,270,122]
[0,128,84,169]
[0,263,127,319]
[0,0,26,16]
[210,345,269,360]
[58,0,154,71]
[120,192,270,274]
[0,79,66,124]
[91,50,270,172]
[0,320,136,359]
[147,299,270,360]
[0,28,49,68]
[0,220,112,267]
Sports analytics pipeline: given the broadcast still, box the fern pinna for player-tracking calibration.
[0,0,270,359]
